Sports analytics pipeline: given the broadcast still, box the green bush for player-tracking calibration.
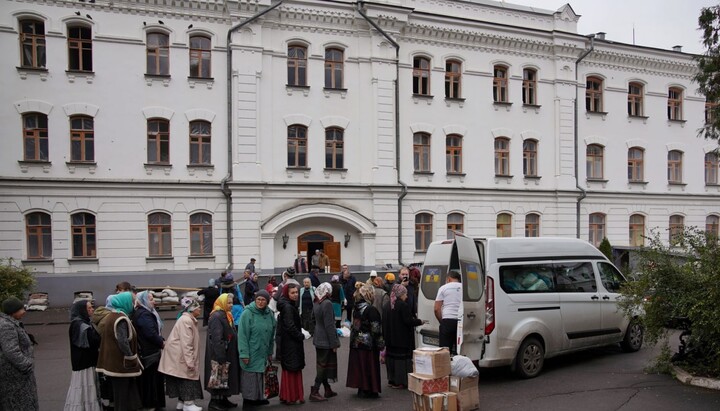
[0,258,36,302]
[598,237,613,261]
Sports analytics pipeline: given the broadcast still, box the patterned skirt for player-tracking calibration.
[315,348,338,383]
[63,367,102,411]
[165,375,204,402]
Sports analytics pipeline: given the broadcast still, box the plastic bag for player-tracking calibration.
[301,329,311,340]
[451,354,479,377]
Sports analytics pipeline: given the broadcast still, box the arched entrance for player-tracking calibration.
[298,231,340,272]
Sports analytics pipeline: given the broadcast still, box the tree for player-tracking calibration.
[598,237,613,261]
[695,6,720,142]
[0,258,36,302]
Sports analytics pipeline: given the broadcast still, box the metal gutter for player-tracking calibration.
[574,34,595,239]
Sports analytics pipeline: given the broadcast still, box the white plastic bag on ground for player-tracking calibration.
[451,354,479,377]
[301,329,311,340]
[339,326,351,338]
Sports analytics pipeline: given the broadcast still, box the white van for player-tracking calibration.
[416,235,643,378]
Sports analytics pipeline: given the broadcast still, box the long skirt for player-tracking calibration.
[279,369,304,403]
[64,367,103,411]
[385,347,413,387]
[240,369,265,401]
[165,375,204,402]
[315,348,338,384]
[346,348,382,394]
[137,362,165,408]
[105,376,141,411]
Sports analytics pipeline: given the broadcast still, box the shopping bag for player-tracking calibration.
[207,360,230,389]
[264,363,279,399]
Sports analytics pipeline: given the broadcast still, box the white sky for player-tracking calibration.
[507,0,716,54]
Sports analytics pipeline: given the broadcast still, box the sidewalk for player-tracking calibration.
[23,307,179,325]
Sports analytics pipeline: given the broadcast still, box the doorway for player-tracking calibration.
[298,231,341,272]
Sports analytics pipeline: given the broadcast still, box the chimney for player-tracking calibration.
[672,45,683,52]
[596,32,606,40]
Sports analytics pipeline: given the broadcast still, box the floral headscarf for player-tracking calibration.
[359,284,375,304]
[390,283,407,310]
[315,282,332,302]
[110,292,134,316]
[212,293,234,326]
[177,296,201,319]
[136,290,163,332]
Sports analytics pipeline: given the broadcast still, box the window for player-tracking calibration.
[26,212,51,259]
[589,213,606,247]
[522,68,537,105]
[447,213,464,238]
[445,60,461,98]
[287,45,307,86]
[523,139,538,177]
[68,26,92,72]
[597,262,625,293]
[189,120,211,165]
[190,213,213,256]
[70,116,94,162]
[586,77,603,112]
[147,119,170,164]
[23,113,49,161]
[413,132,431,172]
[494,137,510,176]
[627,147,644,182]
[525,213,540,237]
[287,124,307,167]
[325,127,344,169]
[71,212,96,258]
[500,263,555,293]
[627,82,643,116]
[189,35,211,78]
[493,65,509,102]
[586,144,604,180]
[629,214,645,247]
[667,150,683,183]
[324,48,343,89]
[413,56,431,95]
[668,87,683,120]
[415,213,433,251]
[146,32,169,75]
[148,212,172,257]
[705,101,718,124]
[446,134,462,173]
[706,215,719,239]
[497,213,512,237]
[706,152,719,185]
[555,262,597,292]
[19,19,46,68]
[669,215,684,244]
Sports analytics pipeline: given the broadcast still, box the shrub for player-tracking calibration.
[598,237,613,261]
[0,258,36,302]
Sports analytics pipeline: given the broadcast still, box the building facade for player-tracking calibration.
[1,0,718,304]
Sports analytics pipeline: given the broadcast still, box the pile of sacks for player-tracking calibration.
[73,291,93,304]
[151,289,179,305]
[408,348,480,411]
[26,292,49,311]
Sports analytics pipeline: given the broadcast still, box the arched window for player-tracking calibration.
[189,120,211,165]
[19,19,46,68]
[288,45,307,86]
[147,118,170,164]
[667,150,683,183]
[668,87,683,120]
[493,65,509,102]
[287,124,307,167]
[148,212,172,257]
[522,68,537,105]
[525,213,540,237]
[413,56,431,95]
[628,82,643,116]
[447,213,464,238]
[146,32,169,75]
[589,213,606,247]
[669,215,684,244]
[190,213,213,256]
[70,115,94,162]
[628,147,644,182]
[415,213,433,251]
[325,127,344,169]
[523,139,538,177]
[23,112,49,161]
[497,213,512,237]
[706,215,719,240]
[324,48,343,89]
[26,212,51,259]
[446,134,462,173]
[705,152,719,185]
[445,60,461,99]
[189,35,211,78]
[413,132,431,172]
[586,77,603,112]
[586,144,604,180]
[72,212,96,258]
[629,214,645,247]
[68,25,92,71]
[494,137,510,176]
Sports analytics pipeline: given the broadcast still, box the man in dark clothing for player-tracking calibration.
[294,252,309,274]
[308,268,321,288]
[242,270,258,306]
[339,264,356,322]
[197,278,221,327]
[245,258,256,273]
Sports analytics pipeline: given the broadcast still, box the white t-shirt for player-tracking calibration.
[435,281,462,319]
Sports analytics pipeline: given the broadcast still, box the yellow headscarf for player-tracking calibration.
[212,293,234,326]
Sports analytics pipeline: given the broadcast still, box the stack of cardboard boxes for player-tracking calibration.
[408,347,479,411]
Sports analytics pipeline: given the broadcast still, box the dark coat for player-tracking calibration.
[0,312,38,411]
[350,304,385,351]
[198,286,220,325]
[69,317,101,371]
[313,299,340,349]
[131,306,164,357]
[340,275,357,307]
[276,296,305,372]
[243,279,258,306]
[204,310,240,395]
[382,299,422,352]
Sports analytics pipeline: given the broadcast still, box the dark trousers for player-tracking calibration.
[439,318,459,355]
[344,302,354,323]
[301,307,315,335]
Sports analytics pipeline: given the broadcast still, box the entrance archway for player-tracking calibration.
[299,231,340,272]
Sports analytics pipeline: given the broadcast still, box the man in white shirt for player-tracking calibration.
[434,270,462,354]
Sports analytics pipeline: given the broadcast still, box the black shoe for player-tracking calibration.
[208,399,229,410]
[220,397,238,408]
[257,399,270,405]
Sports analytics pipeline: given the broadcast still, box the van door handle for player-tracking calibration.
[602,296,610,300]
[591,295,599,300]
[467,312,476,319]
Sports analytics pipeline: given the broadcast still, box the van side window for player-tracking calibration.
[420,266,447,299]
[555,262,597,292]
[462,261,483,301]
[597,262,625,292]
[500,264,554,293]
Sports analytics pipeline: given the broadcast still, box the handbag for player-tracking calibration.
[207,360,230,389]
[264,362,279,399]
[140,351,161,368]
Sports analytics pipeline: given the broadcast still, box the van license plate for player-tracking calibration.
[422,335,439,346]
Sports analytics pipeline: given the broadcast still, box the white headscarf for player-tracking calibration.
[315,282,332,301]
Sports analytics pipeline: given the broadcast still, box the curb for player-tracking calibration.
[672,365,720,391]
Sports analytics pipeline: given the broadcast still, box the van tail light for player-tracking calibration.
[485,277,495,335]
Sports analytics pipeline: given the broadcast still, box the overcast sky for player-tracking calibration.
[510,0,716,54]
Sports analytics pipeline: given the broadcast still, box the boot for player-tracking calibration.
[323,384,338,398]
[309,386,327,402]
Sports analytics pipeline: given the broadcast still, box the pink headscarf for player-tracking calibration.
[390,283,407,310]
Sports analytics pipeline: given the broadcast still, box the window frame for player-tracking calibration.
[413,132,431,172]
[324,48,344,89]
[586,76,604,112]
[67,25,92,72]
[627,147,644,182]
[493,65,509,103]
[447,213,464,239]
[627,82,643,116]
[494,137,510,176]
[22,112,49,162]
[26,212,52,259]
[71,212,96,258]
[148,212,172,257]
[523,139,538,177]
[147,118,170,164]
[706,215,720,239]
[189,120,211,165]
[19,19,46,69]
[667,150,683,184]
[525,213,540,237]
[189,35,211,78]
[586,144,604,180]
[412,56,431,95]
[287,124,308,168]
[324,127,344,169]
[668,87,683,120]
[669,215,684,245]
[190,213,213,256]
[522,68,537,105]
[497,213,512,237]
[146,32,170,76]
[415,213,433,251]
[589,213,606,247]
[705,101,718,124]
[445,59,462,99]
[70,115,94,163]
[287,44,307,87]
[705,152,719,185]
[629,214,645,247]
[445,134,462,173]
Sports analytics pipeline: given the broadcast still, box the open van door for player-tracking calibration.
[416,233,486,360]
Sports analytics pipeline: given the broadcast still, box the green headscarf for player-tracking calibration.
[110,291,134,316]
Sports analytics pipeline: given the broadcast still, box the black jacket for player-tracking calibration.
[69,319,101,371]
[382,299,422,351]
[131,306,164,357]
[276,296,306,372]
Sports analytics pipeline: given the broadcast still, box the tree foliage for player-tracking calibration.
[0,258,36,302]
[695,6,720,142]
[598,237,613,261]
[619,228,720,377]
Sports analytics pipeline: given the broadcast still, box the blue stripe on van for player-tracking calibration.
[497,255,605,263]
[518,306,560,312]
[567,328,622,339]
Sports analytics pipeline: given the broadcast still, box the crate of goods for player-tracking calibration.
[73,291,94,303]
[408,373,450,395]
[449,376,480,411]
[413,347,451,378]
[412,391,457,411]
[26,292,49,311]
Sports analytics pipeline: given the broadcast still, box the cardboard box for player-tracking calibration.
[413,347,451,378]
[412,392,457,411]
[449,376,480,411]
[408,373,450,395]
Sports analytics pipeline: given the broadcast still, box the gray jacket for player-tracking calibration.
[312,299,340,349]
[0,312,38,411]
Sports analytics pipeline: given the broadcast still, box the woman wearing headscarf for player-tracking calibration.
[265,276,278,294]
[309,282,339,402]
[64,299,102,411]
[276,283,306,405]
[96,292,142,411]
[204,293,240,410]
[0,297,39,411]
[131,290,165,409]
[329,275,346,328]
[383,284,424,389]
[238,289,276,407]
[346,284,385,399]
[159,297,203,411]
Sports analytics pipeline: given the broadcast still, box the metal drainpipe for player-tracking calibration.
[574,34,595,239]
[356,2,404,265]
[223,0,285,271]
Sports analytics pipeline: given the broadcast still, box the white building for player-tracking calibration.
[1,0,718,304]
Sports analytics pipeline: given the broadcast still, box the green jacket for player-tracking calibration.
[237,302,276,373]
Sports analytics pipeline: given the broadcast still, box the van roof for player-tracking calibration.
[479,237,604,264]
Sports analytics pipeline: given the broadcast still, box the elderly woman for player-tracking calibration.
[277,283,306,405]
[329,275,345,328]
[309,282,340,402]
[64,299,102,411]
[346,284,385,399]
[131,290,165,410]
[205,293,240,410]
[238,289,276,407]
[383,284,424,389]
[0,297,39,411]
[159,297,203,411]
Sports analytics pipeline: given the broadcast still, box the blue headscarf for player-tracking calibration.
[110,292,134,316]
[136,290,163,332]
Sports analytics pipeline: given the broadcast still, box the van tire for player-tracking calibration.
[513,337,544,378]
[621,319,643,352]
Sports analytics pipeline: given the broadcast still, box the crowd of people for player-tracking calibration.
[0,260,432,411]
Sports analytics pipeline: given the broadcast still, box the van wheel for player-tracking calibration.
[513,337,544,379]
[621,320,643,352]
